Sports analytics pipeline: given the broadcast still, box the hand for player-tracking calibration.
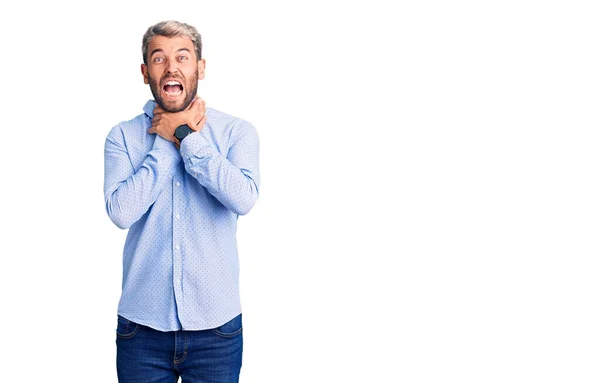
[186,97,207,133]
[147,97,207,143]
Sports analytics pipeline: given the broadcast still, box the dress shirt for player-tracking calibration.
[104,100,260,331]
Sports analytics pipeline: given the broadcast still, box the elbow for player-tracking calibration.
[111,216,132,230]
[232,192,259,216]
[234,203,254,216]
[105,200,133,230]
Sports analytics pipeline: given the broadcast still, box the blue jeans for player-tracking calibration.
[116,314,243,383]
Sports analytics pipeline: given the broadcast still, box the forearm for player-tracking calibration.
[180,128,260,215]
[104,134,179,229]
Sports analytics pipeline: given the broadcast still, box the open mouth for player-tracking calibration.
[162,80,183,97]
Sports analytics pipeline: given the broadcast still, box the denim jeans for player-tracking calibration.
[116,314,243,383]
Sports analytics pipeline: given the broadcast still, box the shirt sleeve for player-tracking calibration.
[104,125,180,229]
[179,121,260,215]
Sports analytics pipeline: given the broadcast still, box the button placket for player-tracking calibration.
[172,176,185,323]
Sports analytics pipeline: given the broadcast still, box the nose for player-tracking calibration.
[166,59,179,75]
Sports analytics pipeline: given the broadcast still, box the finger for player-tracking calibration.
[194,105,205,118]
[147,127,156,134]
[188,97,202,111]
[187,102,199,116]
[190,102,200,114]
[186,99,196,111]
[197,114,207,129]
[189,114,201,131]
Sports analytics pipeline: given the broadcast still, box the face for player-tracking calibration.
[141,35,205,112]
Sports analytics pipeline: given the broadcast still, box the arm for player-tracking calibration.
[180,121,260,215]
[104,125,180,229]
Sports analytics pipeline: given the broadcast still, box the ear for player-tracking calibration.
[197,59,206,80]
[141,63,149,84]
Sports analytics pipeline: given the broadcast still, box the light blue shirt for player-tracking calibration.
[104,100,260,331]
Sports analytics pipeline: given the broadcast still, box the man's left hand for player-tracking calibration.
[148,98,207,145]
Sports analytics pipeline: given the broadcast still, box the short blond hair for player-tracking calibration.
[142,20,202,64]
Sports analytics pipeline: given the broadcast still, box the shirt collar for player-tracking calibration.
[143,100,157,119]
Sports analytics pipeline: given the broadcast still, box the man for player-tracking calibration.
[104,20,260,383]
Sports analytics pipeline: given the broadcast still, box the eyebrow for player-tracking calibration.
[150,48,191,57]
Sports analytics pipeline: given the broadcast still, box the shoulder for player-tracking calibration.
[207,107,255,130]
[206,107,258,141]
[106,112,149,142]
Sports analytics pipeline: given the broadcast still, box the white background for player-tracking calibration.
[1,0,599,382]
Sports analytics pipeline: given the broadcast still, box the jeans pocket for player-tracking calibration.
[212,314,243,338]
[116,315,140,339]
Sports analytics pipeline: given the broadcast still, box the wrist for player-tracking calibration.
[174,124,194,144]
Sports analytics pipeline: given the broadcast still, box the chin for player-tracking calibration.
[158,98,187,113]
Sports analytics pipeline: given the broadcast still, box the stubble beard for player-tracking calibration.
[148,71,199,113]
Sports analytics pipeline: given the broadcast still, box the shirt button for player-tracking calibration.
[175,245,180,250]
[175,214,180,220]
[176,182,181,187]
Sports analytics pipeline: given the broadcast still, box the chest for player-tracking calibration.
[126,120,230,171]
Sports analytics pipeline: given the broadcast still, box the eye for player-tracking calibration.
[153,56,165,63]
[179,56,188,61]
